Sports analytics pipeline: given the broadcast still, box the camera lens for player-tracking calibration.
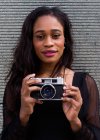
[40,84,56,99]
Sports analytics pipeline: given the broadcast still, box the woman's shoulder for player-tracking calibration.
[71,71,97,89]
[64,68,88,81]
[73,71,95,83]
[62,68,96,87]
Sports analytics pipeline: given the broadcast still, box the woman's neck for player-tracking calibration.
[36,63,59,78]
[37,64,55,77]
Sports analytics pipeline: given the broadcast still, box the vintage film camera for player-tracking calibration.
[31,77,64,100]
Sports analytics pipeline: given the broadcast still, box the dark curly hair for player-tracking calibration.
[4,6,73,111]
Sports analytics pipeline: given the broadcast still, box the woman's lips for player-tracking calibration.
[42,50,57,57]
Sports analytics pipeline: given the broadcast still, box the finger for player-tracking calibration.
[63,91,82,103]
[63,86,71,93]
[29,98,43,105]
[63,92,83,105]
[63,91,83,103]
[64,84,80,91]
[24,73,36,81]
[22,86,41,97]
[27,78,42,86]
[62,97,80,110]
[29,86,41,92]
[36,100,43,104]
[22,74,36,86]
[63,91,79,97]
[63,83,71,89]
[63,84,75,92]
[64,84,81,96]
[68,85,80,92]
[62,96,77,103]
[63,92,73,99]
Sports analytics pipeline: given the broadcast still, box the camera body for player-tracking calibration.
[31,77,64,100]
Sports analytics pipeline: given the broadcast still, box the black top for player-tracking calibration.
[1,72,100,140]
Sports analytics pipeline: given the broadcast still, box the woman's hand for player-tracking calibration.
[62,84,83,132]
[20,73,42,126]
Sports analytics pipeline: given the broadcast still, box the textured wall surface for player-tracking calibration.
[0,0,100,133]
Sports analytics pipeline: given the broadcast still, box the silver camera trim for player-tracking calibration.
[40,84,56,99]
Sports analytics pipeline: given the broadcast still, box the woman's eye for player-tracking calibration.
[34,35,45,40]
[52,34,61,39]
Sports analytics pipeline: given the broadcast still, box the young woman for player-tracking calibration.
[1,6,100,140]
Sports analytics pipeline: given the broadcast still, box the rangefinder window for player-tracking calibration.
[52,79,57,83]
[42,79,51,83]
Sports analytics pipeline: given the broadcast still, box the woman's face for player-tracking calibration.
[33,15,65,65]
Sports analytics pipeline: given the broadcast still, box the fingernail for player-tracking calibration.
[63,86,67,90]
[63,93,66,96]
[32,73,36,76]
[40,101,43,104]
[36,78,42,82]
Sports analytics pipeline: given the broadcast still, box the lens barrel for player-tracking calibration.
[40,84,56,99]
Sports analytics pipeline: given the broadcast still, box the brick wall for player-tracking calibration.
[0,0,100,133]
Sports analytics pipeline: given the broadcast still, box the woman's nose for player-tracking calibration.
[44,36,54,47]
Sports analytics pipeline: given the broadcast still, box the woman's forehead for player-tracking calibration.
[33,15,64,33]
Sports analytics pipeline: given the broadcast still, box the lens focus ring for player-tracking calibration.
[40,84,56,99]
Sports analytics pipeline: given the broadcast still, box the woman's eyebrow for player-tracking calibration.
[34,29,62,34]
[51,29,62,33]
[33,30,44,34]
